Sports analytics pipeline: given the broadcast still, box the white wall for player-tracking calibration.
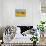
[0,0,4,27]
[1,0,41,27]
[32,0,41,28]
[0,0,2,25]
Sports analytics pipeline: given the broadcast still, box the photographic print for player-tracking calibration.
[15,9,26,17]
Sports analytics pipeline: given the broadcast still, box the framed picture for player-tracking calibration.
[15,9,26,17]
